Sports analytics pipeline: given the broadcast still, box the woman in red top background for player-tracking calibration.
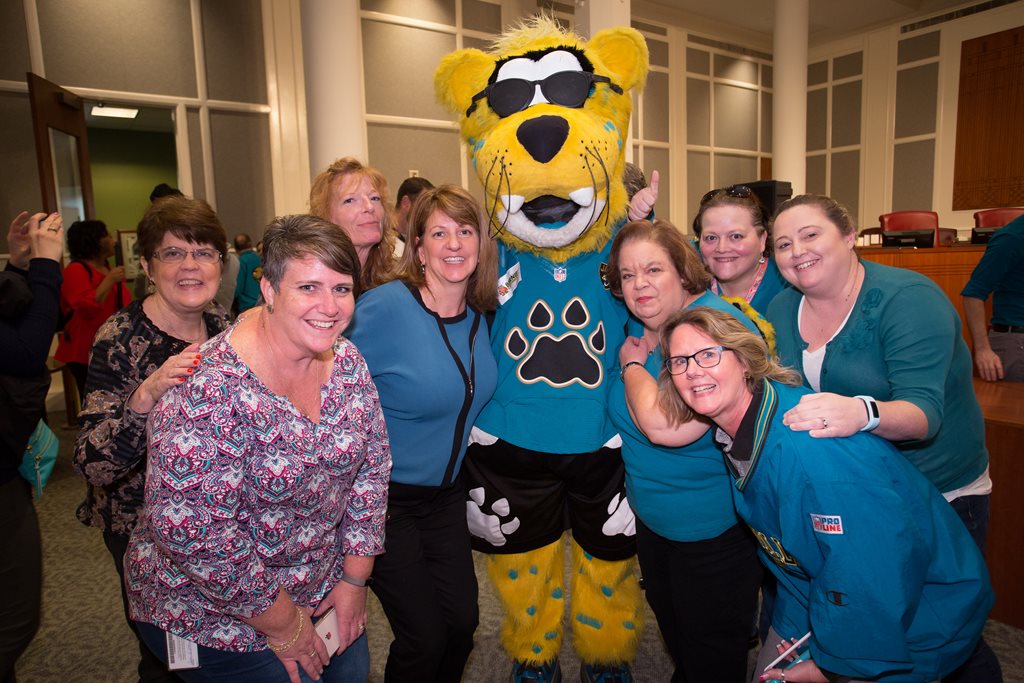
[54,219,131,397]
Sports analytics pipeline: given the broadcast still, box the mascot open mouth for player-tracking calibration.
[496,187,606,249]
[521,195,579,225]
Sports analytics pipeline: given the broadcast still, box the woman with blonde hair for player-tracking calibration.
[607,219,764,683]
[309,157,398,291]
[658,306,993,683]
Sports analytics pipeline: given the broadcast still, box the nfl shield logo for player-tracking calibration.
[553,266,567,282]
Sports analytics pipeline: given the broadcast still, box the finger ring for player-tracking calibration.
[47,227,59,232]
[781,672,786,682]
[358,623,365,632]
[309,650,317,658]
[822,417,829,429]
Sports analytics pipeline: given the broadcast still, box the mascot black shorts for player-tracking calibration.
[463,440,636,560]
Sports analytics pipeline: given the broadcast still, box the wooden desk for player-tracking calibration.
[858,246,990,351]
[973,377,1024,628]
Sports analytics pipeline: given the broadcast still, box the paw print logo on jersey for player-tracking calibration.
[601,493,636,537]
[467,487,521,546]
[504,297,605,388]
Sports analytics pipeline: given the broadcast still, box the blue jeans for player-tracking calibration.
[135,621,369,683]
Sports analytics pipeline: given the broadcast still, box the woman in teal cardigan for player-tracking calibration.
[765,194,999,681]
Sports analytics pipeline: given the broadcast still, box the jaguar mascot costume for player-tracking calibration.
[434,17,649,682]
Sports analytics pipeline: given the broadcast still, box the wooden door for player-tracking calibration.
[26,72,95,221]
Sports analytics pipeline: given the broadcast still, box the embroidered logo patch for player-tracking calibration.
[810,513,844,534]
[497,262,522,305]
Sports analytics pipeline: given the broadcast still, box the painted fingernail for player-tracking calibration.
[193,359,199,365]
[179,377,185,383]
[187,367,193,373]
[759,675,767,682]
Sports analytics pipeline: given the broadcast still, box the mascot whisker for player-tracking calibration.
[435,16,649,683]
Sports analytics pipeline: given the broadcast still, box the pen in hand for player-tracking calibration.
[763,630,812,672]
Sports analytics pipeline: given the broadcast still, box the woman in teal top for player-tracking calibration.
[347,185,498,683]
[766,194,1000,682]
[607,219,762,683]
[693,185,789,316]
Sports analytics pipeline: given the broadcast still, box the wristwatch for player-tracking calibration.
[856,395,880,432]
[339,572,373,588]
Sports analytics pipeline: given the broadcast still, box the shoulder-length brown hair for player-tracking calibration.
[606,219,711,297]
[393,185,498,312]
[656,307,801,425]
[308,157,395,291]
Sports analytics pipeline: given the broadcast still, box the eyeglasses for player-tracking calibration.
[466,71,623,117]
[699,185,754,206]
[152,247,222,264]
[664,346,730,375]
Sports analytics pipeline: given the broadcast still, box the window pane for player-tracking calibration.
[895,63,938,138]
[363,21,456,120]
[831,150,860,225]
[832,52,863,80]
[687,78,710,146]
[203,0,267,103]
[831,81,861,148]
[361,0,455,25]
[687,48,709,75]
[898,32,940,64]
[807,89,827,151]
[714,55,758,85]
[892,139,935,211]
[644,71,670,142]
[209,111,274,237]
[38,0,197,97]
[714,83,757,151]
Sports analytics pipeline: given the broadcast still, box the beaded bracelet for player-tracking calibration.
[266,604,305,653]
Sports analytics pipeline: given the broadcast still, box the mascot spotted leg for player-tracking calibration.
[436,17,649,683]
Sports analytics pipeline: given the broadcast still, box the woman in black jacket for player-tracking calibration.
[0,210,64,680]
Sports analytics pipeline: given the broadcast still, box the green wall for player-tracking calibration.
[87,127,177,234]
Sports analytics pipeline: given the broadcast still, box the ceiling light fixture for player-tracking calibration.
[91,104,139,119]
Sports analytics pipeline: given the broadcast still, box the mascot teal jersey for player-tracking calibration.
[476,240,629,453]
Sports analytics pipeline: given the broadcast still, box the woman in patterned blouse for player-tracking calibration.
[74,195,231,683]
[125,214,391,683]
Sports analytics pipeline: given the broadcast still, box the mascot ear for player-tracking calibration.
[587,27,649,94]
[435,49,496,115]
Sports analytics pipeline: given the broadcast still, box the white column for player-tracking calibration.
[772,0,808,194]
[575,0,631,39]
[300,0,367,177]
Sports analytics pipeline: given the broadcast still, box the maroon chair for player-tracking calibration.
[973,207,1024,228]
[879,210,939,247]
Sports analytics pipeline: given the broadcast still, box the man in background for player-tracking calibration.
[962,212,1024,382]
[233,232,261,314]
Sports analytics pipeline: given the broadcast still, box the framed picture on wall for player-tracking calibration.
[117,230,141,281]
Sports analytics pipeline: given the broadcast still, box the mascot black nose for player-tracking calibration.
[516,115,570,164]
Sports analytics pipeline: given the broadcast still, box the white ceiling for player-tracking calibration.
[638,0,1017,45]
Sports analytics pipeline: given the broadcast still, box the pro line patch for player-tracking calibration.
[810,513,844,535]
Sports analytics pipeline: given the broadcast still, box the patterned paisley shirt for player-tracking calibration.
[125,329,391,651]
[75,298,230,536]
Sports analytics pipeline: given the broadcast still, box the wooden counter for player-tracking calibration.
[858,245,990,350]
[973,377,1024,628]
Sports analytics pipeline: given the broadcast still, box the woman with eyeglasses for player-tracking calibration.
[347,186,498,682]
[765,195,1002,681]
[607,219,764,683]
[74,195,230,683]
[657,306,993,683]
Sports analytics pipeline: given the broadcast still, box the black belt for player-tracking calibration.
[992,324,1024,334]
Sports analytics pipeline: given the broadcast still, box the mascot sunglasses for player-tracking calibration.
[466,70,622,117]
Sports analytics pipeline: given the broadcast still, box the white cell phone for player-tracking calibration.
[314,607,341,657]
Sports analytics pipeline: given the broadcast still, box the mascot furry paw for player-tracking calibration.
[435,16,648,681]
